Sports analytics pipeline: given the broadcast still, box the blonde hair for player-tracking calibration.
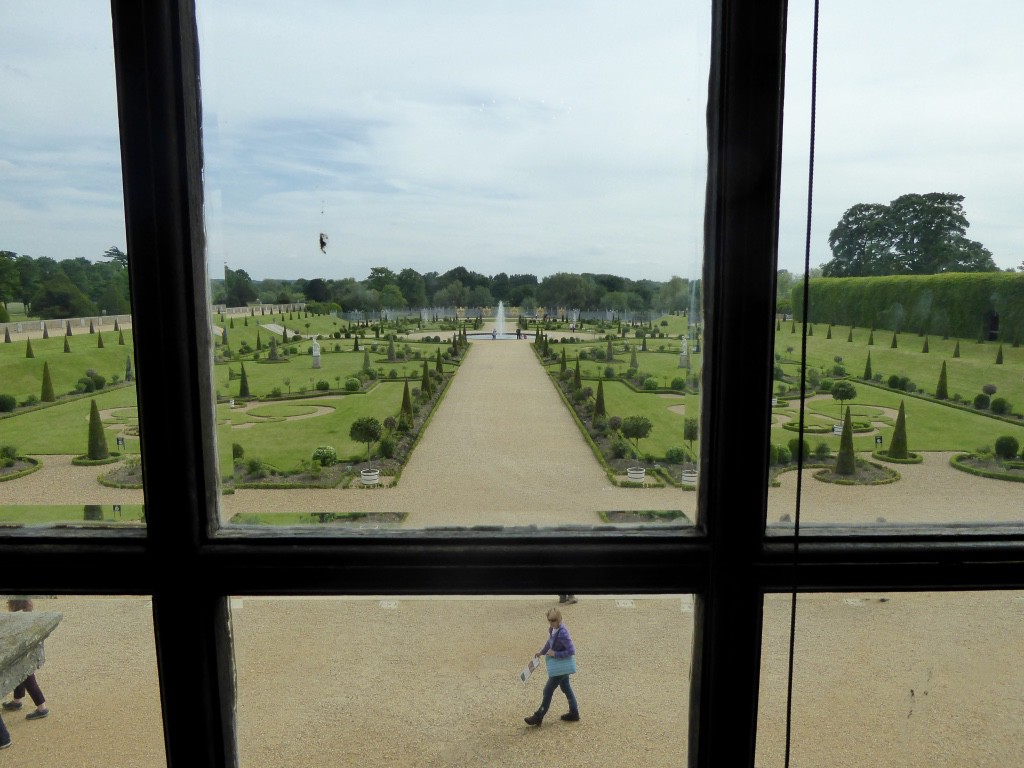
[546,607,562,623]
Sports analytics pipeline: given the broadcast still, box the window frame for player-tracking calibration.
[0,1,1019,766]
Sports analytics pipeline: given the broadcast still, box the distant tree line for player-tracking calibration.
[212,265,697,315]
[0,247,131,320]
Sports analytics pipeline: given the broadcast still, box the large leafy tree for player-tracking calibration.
[223,266,257,306]
[824,193,996,276]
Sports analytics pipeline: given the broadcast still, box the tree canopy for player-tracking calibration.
[824,193,996,277]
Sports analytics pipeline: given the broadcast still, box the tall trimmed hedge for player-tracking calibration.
[792,273,1024,341]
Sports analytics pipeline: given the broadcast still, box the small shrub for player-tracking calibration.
[378,435,396,459]
[990,397,1011,415]
[775,444,792,464]
[787,437,810,460]
[344,378,361,392]
[611,438,629,459]
[643,377,659,390]
[311,445,338,467]
[994,436,1020,460]
[974,393,991,410]
[665,446,687,464]
[316,380,330,391]
[832,365,847,377]
[0,394,16,413]
[604,366,616,379]
[76,377,96,393]
[269,387,282,398]
[608,415,623,432]
[232,443,245,460]
[982,384,998,396]
[671,377,686,390]
[819,379,833,392]
[245,458,268,478]
[887,374,901,389]
[813,442,831,459]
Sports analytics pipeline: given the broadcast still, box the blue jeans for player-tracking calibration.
[537,674,578,716]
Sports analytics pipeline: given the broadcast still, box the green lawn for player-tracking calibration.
[776,323,1023,408]
[1,386,141,454]
[0,504,145,524]
[600,381,698,457]
[216,386,405,475]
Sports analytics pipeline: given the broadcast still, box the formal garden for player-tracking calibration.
[2,289,1024,526]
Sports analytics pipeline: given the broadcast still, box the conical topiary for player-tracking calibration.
[25,338,34,358]
[560,348,567,374]
[953,340,960,358]
[935,360,948,400]
[996,344,1004,364]
[42,325,49,339]
[118,330,125,345]
[421,360,432,397]
[353,335,359,351]
[97,332,104,348]
[114,318,120,331]
[87,399,110,460]
[66,321,72,336]
[776,319,781,331]
[3,327,10,343]
[238,362,250,398]
[435,349,443,375]
[827,325,832,339]
[921,336,929,353]
[594,379,606,418]
[791,321,796,334]
[64,337,71,353]
[401,381,413,417]
[890,332,898,349]
[847,328,853,342]
[607,339,614,362]
[863,351,872,380]
[40,361,55,402]
[808,324,814,337]
[363,349,371,371]
[89,319,95,334]
[888,400,909,459]
[573,358,581,390]
[834,406,856,476]
[641,335,647,351]
[630,347,638,369]
[868,329,874,345]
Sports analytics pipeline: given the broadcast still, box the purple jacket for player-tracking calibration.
[539,624,576,659]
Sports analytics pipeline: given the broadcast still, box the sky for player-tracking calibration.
[1,1,1022,285]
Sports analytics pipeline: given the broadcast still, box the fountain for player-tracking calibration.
[495,301,506,337]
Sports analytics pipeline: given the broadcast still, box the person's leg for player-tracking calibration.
[0,713,10,748]
[525,675,561,725]
[22,675,47,718]
[558,676,579,719]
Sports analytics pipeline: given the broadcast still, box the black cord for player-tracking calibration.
[784,1,820,766]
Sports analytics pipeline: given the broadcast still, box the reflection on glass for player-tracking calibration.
[758,591,1024,766]
[769,1,1024,528]
[197,2,709,529]
[0,595,164,765]
[232,594,691,766]
[0,4,144,530]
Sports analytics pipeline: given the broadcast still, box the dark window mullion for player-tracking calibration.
[691,0,788,765]
[110,0,232,766]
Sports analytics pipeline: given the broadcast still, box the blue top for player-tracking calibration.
[538,624,576,659]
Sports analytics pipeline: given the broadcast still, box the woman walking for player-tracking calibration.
[524,607,579,726]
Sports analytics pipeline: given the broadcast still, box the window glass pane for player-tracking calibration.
[0,4,145,531]
[770,1,1024,529]
[196,2,708,532]
[0,595,164,764]
[232,594,692,765]
[758,591,1024,766]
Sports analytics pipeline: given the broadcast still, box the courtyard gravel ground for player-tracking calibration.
[4,335,1024,765]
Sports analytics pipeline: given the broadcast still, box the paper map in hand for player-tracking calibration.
[519,656,542,683]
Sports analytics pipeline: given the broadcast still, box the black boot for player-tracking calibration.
[524,713,543,726]
[560,711,580,722]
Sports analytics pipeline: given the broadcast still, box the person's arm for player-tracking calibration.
[537,634,553,657]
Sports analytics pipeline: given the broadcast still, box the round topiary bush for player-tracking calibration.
[316,380,330,391]
[643,377,659,390]
[311,446,338,467]
[0,394,16,412]
[990,397,1011,415]
[344,378,361,392]
[995,436,1020,460]
[983,384,998,396]
[671,377,686,390]
[974,393,991,410]
[788,437,810,460]
[665,446,687,464]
